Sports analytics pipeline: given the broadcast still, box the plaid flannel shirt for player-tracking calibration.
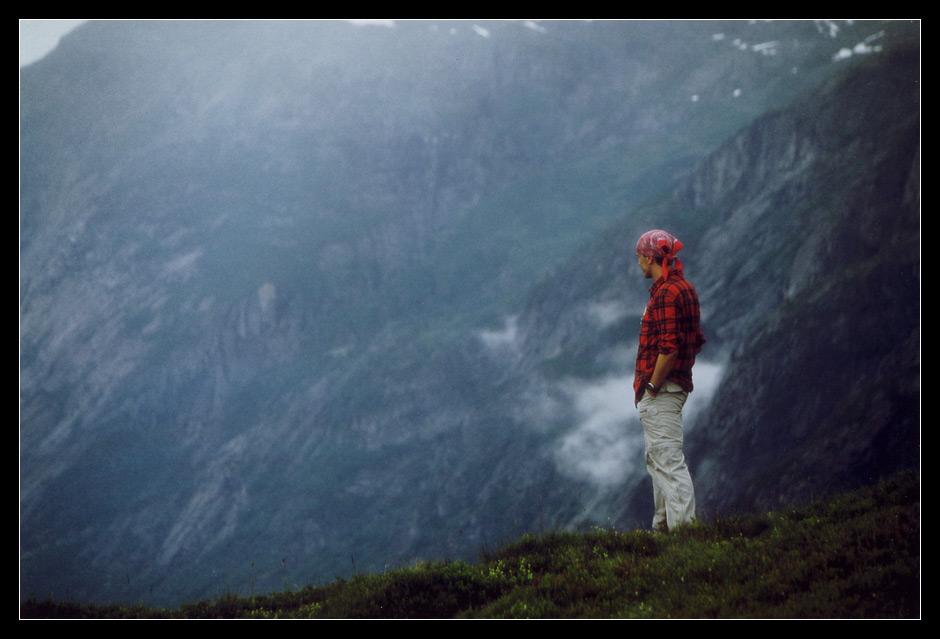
[634,275,705,404]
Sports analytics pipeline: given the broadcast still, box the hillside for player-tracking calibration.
[21,472,920,618]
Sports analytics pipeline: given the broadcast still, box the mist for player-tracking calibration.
[551,358,724,488]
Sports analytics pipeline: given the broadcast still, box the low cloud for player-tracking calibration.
[554,375,642,487]
[682,359,724,431]
[551,359,725,488]
[477,315,519,351]
[587,300,630,328]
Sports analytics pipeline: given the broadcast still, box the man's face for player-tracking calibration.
[637,253,654,278]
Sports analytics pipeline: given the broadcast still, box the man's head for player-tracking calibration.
[636,229,683,280]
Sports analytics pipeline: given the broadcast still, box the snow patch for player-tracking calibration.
[347,20,395,28]
[751,41,780,55]
[523,21,547,33]
[815,20,842,38]
[833,31,885,61]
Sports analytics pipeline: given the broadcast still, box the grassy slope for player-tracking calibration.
[22,471,919,619]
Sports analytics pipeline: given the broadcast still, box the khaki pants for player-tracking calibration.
[637,381,696,531]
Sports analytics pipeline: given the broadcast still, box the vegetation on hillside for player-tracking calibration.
[21,471,919,619]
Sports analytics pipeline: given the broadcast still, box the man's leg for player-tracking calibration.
[638,384,695,530]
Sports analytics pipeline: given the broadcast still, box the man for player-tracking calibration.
[633,229,705,532]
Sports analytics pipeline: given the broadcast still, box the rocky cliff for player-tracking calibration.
[501,41,920,524]
[686,45,921,512]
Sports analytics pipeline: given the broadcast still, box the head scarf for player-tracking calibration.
[636,229,684,281]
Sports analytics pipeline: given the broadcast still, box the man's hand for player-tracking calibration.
[649,351,678,393]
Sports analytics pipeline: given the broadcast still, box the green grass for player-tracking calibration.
[21,471,919,619]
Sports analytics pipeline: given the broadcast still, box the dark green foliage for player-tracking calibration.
[21,472,919,619]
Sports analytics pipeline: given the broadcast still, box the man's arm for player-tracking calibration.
[647,284,682,396]
[647,351,678,396]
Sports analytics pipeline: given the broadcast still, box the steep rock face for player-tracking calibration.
[492,41,919,529]
[682,45,921,512]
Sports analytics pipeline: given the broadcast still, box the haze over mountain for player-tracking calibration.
[20,20,919,607]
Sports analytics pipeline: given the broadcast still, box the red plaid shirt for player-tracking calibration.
[634,274,705,404]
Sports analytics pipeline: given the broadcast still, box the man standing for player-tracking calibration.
[634,229,705,532]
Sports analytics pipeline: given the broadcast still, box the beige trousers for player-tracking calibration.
[637,381,696,531]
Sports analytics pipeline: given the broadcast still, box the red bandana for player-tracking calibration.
[636,230,684,280]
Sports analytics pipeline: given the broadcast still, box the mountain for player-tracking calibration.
[503,39,920,525]
[685,45,921,513]
[19,20,919,607]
